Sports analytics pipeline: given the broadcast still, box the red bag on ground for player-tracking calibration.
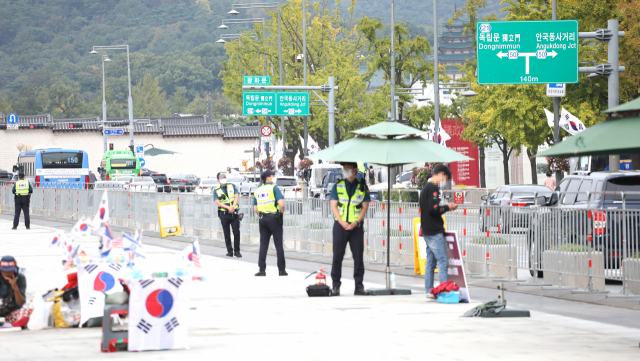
[430,281,460,297]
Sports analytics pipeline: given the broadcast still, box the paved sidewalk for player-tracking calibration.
[2,219,640,359]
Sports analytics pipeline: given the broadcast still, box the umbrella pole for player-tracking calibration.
[386,164,391,289]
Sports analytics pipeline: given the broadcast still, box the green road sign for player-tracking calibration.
[476,20,579,84]
[243,92,276,116]
[243,76,271,85]
[275,92,309,116]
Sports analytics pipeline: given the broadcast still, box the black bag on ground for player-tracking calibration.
[306,284,332,297]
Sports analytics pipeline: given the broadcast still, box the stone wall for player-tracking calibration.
[0,129,257,178]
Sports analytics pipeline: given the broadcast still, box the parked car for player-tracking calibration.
[529,171,640,274]
[308,164,342,198]
[170,174,200,192]
[395,171,413,186]
[196,179,220,195]
[94,181,126,192]
[318,170,344,199]
[111,176,134,191]
[227,176,258,196]
[143,172,171,192]
[129,177,158,192]
[0,169,12,184]
[277,176,303,214]
[480,185,553,233]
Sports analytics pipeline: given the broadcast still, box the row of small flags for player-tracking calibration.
[49,191,202,273]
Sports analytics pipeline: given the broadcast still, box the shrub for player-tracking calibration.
[380,190,420,203]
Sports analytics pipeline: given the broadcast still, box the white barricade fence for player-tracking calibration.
[2,185,639,295]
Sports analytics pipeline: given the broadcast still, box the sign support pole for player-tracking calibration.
[551,0,562,184]
[433,0,441,145]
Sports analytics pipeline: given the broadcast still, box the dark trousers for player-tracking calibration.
[13,196,30,228]
[220,213,240,252]
[258,216,285,272]
[331,221,365,290]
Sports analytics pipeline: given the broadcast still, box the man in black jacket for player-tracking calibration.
[419,164,457,298]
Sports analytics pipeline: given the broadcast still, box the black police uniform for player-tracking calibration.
[216,185,241,255]
[12,179,32,230]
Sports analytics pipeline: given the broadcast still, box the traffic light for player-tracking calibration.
[29,124,44,129]
[109,143,114,150]
[69,123,83,129]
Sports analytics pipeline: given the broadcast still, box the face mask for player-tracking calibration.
[272,176,278,184]
[219,178,227,185]
[342,169,354,178]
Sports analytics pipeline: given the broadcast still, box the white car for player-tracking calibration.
[196,179,220,195]
[129,177,158,192]
[276,176,302,199]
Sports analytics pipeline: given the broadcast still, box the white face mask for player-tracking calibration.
[219,178,227,185]
[271,176,278,184]
[342,168,354,178]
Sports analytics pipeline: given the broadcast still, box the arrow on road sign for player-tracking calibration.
[294,109,302,114]
[497,50,560,74]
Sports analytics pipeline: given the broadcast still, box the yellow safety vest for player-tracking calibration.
[357,162,366,174]
[334,179,366,223]
[254,184,278,214]
[215,184,238,212]
[15,180,30,196]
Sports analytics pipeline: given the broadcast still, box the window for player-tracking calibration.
[110,159,136,169]
[576,180,593,202]
[605,176,640,200]
[276,178,298,187]
[42,152,84,169]
[594,181,603,200]
[562,179,582,205]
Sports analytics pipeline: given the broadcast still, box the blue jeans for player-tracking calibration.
[424,233,449,292]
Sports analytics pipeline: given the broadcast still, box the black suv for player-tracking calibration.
[529,171,640,272]
[142,170,171,193]
[0,170,12,184]
[170,174,200,192]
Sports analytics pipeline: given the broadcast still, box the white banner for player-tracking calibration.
[77,262,126,325]
[36,168,89,177]
[128,277,191,351]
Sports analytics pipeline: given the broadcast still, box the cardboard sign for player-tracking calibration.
[158,202,182,237]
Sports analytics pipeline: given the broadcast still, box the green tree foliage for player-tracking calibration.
[132,74,170,117]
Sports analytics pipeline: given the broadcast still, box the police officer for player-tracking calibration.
[12,172,32,230]
[330,162,370,296]
[253,170,287,277]
[214,172,241,258]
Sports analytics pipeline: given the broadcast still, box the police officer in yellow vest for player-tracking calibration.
[253,170,287,277]
[12,172,32,230]
[214,172,242,258]
[330,162,370,296]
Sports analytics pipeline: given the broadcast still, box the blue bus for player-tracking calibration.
[14,147,90,189]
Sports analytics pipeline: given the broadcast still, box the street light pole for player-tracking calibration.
[101,55,111,153]
[433,0,441,144]
[303,0,308,155]
[91,45,134,150]
[551,0,561,184]
[390,0,396,122]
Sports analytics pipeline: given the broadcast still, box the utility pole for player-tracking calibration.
[552,0,561,184]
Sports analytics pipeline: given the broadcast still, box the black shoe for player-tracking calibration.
[332,287,340,296]
[279,271,288,276]
[26,227,30,230]
[11,227,16,230]
[255,272,266,277]
[226,251,233,257]
[234,251,242,258]
[354,288,368,296]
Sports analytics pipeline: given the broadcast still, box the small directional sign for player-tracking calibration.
[6,113,18,130]
[243,92,276,116]
[477,20,578,84]
[104,128,124,135]
[275,92,309,116]
[139,157,145,167]
[546,83,566,97]
[243,76,271,86]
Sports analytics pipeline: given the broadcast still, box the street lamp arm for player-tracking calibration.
[92,45,129,51]
[223,18,265,24]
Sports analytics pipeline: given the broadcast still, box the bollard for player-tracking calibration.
[607,192,640,298]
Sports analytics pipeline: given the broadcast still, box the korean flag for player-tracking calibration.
[77,262,125,326]
[128,277,191,351]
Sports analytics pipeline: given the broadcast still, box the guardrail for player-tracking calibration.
[2,184,638,296]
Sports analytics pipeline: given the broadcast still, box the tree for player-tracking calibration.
[221,0,374,164]
[132,74,170,117]
[169,86,189,114]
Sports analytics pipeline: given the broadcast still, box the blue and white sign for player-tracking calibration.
[104,129,124,135]
[546,83,566,97]
[135,142,144,157]
[138,158,145,167]
[7,113,18,124]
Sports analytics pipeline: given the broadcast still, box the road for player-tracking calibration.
[1,216,640,360]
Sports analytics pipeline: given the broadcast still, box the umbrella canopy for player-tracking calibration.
[144,147,181,156]
[308,136,472,165]
[602,97,640,114]
[352,120,426,137]
[537,116,640,157]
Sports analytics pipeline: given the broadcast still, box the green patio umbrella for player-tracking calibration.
[144,147,181,156]
[537,98,640,158]
[309,120,472,295]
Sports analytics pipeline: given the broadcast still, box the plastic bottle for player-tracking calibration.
[390,272,396,289]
